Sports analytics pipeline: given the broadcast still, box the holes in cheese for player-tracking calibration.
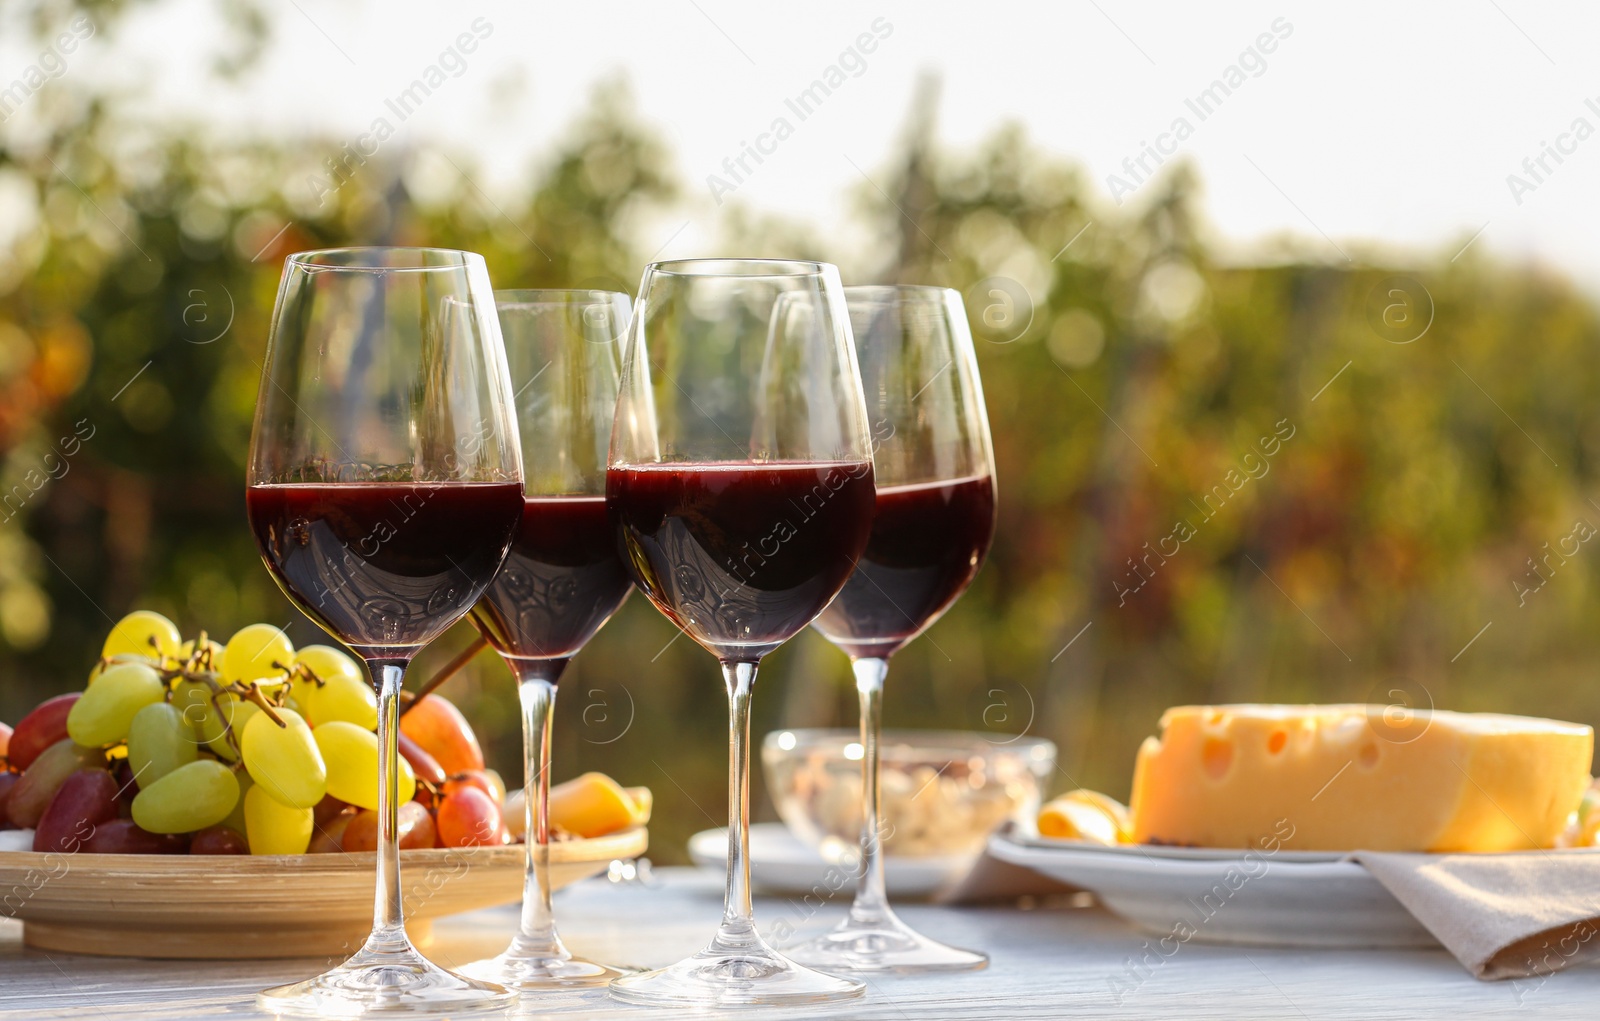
[1201,737,1233,779]
[1357,740,1380,770]
[1129,704,1593,852]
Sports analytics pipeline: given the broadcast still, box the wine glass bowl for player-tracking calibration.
[606,259,872,1007]
[466,290,635,664]
[246,247,522,1016]
[786,283,1000,974]
[458,288,637,991]
[610,260,875,664]
[248,248,524,660]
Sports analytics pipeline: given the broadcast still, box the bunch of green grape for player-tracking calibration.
[59,610,403,854]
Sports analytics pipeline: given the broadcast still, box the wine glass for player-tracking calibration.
[606,259,873,1007]
[787,284,997,972]
[458,289,635,989]
[246,248,523,1016]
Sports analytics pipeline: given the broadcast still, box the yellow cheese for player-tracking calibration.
[548,772,647,838]
[1038,790,1126,845]
[1130,704,1593,852]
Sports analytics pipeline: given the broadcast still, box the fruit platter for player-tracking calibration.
[0,611,649,958]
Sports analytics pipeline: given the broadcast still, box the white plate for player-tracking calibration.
[689,823,971,899]
[988,828,1437,948]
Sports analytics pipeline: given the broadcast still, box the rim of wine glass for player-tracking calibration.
[646,257,835,278]
[842,283,958,303]
[494,287,630,306]
[285,246,485,273]
[764,726,1056,761]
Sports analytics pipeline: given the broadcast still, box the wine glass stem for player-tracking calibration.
[369,658,410,950]
[849,656,892,922]
[718,659,758,943]
[509,657,570,953]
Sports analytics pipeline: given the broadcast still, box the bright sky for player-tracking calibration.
[16,0,1600,288]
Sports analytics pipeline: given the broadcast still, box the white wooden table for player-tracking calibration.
[2,867,1598,1019]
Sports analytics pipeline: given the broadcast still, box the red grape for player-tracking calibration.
[443,769,504,805]
[83,819,189,854]
[341,801,435,852]
[33,769,119,853]
[437,786,500,848]
[8,694,80,771]
[188,826,248,855]
[110,759,137,816]
[0,772,18,828]
[398,732,446,787]
[9,740,104,828]
[308,813,353,853]
[312,793,350,827]
[407,802,438,850]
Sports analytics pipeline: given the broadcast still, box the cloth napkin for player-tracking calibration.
[1351,848,1600,981]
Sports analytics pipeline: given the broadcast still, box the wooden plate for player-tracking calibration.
[0,826,647,959]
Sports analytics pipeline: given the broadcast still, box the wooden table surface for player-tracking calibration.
[3,866,1598,1019]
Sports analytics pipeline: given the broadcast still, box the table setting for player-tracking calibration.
[0,246,1593,1021]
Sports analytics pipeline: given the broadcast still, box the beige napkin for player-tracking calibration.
[1351,849,1600,980]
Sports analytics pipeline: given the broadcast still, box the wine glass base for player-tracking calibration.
[785,916,989,973]
[609,940,864,1007]
[257,941,513,1016]
[458,948,630,990]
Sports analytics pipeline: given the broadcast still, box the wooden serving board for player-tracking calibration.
[0,826,646,959]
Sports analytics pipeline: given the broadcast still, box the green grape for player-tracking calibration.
[178,637,224,670]
[173,679,221,737]
[173,683,255,761]
[294,644,361,684]
[313,721,415,811]
[126,702,198,785]
[221,623,294,686]
[101,610,182,662]
[67,661,166,746]
[292,644,364,714]
[88,652,159,686]
[287,675,317,710]
[244,783,313,854]
[307,672,378,730]
[224,769,254,836]
[241,707,326,809]
[208,699,260,761]
[130,759,240,834]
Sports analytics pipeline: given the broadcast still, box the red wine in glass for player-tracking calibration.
[247,481,523,654]
[469,495,633,661]
[607,258,872,1007]
[787,284,998,975]
[248,246,523,1016]
[812,474,996,659]
[608,461,875,656]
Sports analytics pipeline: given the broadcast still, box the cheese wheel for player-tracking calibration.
[1130,704,1592,852]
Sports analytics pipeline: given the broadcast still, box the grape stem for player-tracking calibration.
[235,682,287,727]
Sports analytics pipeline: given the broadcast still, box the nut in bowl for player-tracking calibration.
[762,728,1055,867]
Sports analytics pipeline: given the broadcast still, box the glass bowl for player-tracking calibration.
[761,728,1055,863]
